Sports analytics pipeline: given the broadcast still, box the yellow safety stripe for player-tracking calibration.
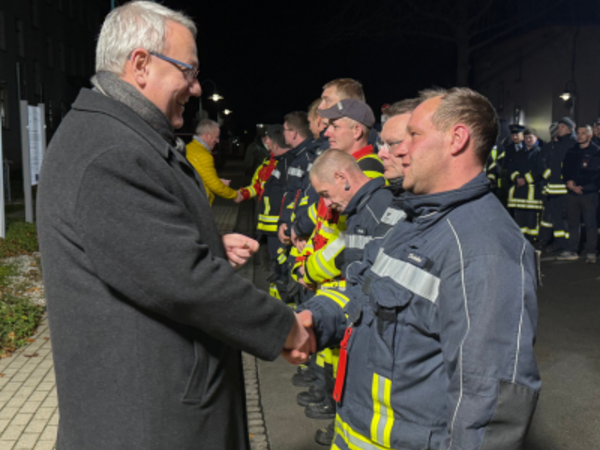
[319,289,350,309]
[269,283,281,300]
[511,171,519,182]
[298,196,309,206]
[487,174,496,181]
[527,183,535,201]
[370,374,394,447]
[543,168,551,179]
[308,203,318,224]
[540,220,553,228]
[363,171,384,180]
[525,172,534,184]
[498,151,506,160]
[520,227,540,237]
[277,253,287,265]
[316,351,325,368]
[258,214,279,223]
[335,414,390,450]
[257,222,278,232]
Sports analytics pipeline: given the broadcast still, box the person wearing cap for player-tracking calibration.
[291,98,385,443]
[536,118,577,253]
[506,127,544,240]
[556,125,600,263]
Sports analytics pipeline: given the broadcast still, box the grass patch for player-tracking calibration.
[0,220,39,258]
[0,221,43,357]
[0,260,45,357]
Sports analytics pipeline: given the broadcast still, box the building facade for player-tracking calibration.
[472,25,600,141]
[0,0,109,175]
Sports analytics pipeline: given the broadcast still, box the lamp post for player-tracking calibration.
[560,80,577,123]
[199,79,224,123]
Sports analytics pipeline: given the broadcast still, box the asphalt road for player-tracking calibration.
[256,257,600,449]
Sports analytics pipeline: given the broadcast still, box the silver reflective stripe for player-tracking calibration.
[272,170,281,179]
[307,163,313,172]
[346,234,373,250]
[322,232,346,260]
[380,208,407,226]
[288,167,305,177]
[336,416,382,450]
[371,251,440,303]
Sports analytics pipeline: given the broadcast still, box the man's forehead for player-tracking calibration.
[382,114,411,138]
[408,97,440,127]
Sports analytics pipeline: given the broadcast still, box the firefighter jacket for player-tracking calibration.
[278,138,321,232]
[257,150,295,235]
[186,138,237,205]
[239,154,275,201]
[561,142,600,194]
[301,145,385,286]
[538,134,576,195]
[507,145,543,210]
[293,136,329,239]
[304,173,541,450]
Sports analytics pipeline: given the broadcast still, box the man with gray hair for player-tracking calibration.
[36,2,314,449]
[186,118,242,205]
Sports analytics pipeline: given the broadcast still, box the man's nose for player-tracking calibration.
[189,79,201,97]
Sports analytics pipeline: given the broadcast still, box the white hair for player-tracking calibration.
[196,119,219,136]
[95,1,197,74]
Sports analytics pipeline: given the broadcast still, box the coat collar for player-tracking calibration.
[344,177,386,217]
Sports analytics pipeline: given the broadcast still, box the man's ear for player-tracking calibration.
[449,124,470,156]
[352,124,364,141]
[127,48,151,88]
[334,171,347,185]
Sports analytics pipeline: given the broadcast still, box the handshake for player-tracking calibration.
[281,310,316,365]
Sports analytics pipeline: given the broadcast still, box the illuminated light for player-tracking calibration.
[210,94,224,102]
[559,92,571,101]
[223,109,232,115]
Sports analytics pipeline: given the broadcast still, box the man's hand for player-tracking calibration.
[517,177,526,187]
[573,185,583,195]
[234,191,244,203]
[291,226,307,251]
[281,310,316,364]
[299,277,316,291]
[222,233,259,268]
[278,224,291,245]
[220,178,231,186]
[566,180,575,190]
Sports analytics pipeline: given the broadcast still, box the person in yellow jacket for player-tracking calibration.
[186,119,242,205]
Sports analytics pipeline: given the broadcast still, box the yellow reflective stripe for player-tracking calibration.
[320,289,350,309]
[264,197,271,215]
[527,183,535,201]
[540,221,553,228]
[335,414,390,450]
[331,444,342,450]
[277,253,287,264]
[269,283,281,300]
[498,151,506,159]
[322,233,346,261]
[543,168,551,179]
[257,223,278,232]
[299,196,309,206]
[511,171,519,182]
[309,203,318,223]
[525,172,534,184]
[370,374,393,447]
[316,351,326,367]
[363,171,384,180]
[258,215,279,223]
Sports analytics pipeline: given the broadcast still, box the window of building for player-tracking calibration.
[47,37,54,68]
[16,19,25,58]
[0,11,5,51]
[0,87,9,129]
[31,0,41,28]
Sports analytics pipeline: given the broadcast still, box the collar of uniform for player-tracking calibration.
[72,88,173,159]
[351,144,375,161]
[344,177,386,217]
[193,135,210,149]
[401,172,491,221]
[291,137,312,157]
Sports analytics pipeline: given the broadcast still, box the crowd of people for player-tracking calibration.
[37,1,574,449]
[485,118,600,263]
[198,76,547,449]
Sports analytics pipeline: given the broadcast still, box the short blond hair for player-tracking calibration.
[310,149,361,184]
[322,78,366,102]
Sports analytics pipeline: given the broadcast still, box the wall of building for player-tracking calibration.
[0,0,108,175]
[472,26,600,141]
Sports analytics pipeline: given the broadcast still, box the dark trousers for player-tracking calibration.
[566,192,599,254]
[513,209,539,237]
[539,195,568,248]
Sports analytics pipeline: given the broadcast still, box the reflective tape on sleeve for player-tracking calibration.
[380,208,407,226]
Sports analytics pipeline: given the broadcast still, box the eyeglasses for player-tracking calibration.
[376,138,403,153]
[149,52,199,82]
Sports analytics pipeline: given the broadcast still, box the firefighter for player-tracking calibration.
[296,87,541,450]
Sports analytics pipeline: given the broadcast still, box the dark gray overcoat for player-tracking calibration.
[37,89,295,450]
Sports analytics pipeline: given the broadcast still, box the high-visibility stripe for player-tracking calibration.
[288,167,305,177]
[269,283,281,300]
[309,204,318,223]
[371,250,440,303]
[271,169,281,179]
[511,171,519,182]
[363,170,384,180]
[257,223,278,232]
[320,289,350,309]
[258,215,279,223]
[264,197,271,215]
[540,220,553,228]
[525,172,534,184]
[370,374,394,447]
[527,183,535,201]
[335,414,389,450]
[346,234,373,250]
[298,196,309,206]
[543,168,551,179]
[313,253,337,279]
[322,233,346,260]
[277,253,287,264]
[380,208,406,226]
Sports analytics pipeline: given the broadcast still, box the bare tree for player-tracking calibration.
[327,0,566,86]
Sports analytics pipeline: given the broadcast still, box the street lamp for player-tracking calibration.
[223,109,232,115]
[210,94,224,102]
[560,80,577,122]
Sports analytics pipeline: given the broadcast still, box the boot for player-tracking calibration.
[305,396,336,420]
[314,421,335,446]
[292,366,318,387]
[297,385,326,407]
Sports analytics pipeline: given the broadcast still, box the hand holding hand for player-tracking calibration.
[234,191,244,203]
[281,310,316,364]
[222,233,259,268]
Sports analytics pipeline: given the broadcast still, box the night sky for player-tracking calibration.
[155,0,598,137]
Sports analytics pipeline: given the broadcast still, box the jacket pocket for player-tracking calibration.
[367,278,413,376]
[181,341,209,404]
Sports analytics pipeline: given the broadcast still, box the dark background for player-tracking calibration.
[157,0,599,136]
